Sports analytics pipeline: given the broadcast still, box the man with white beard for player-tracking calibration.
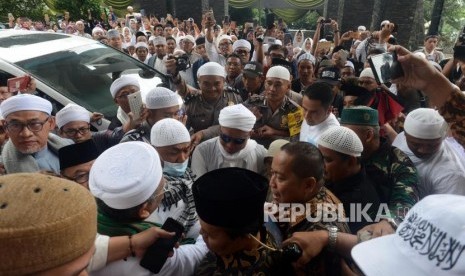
[191,104,267,179]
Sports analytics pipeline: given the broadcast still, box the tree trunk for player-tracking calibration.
[429,0,445,35]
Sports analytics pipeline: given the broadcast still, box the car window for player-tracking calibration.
[15,43,164,118]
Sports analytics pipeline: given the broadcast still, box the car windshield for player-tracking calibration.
[15,43,164,117]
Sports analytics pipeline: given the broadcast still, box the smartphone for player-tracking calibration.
[127,90,143,120]
[128,15,135,19]
[223,15,230,24]
[140,218,184,274]
[7,76,30,93]
[368,51,404,84]
[264,36,276,44]
[204,9,214,22]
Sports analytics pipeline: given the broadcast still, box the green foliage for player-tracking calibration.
[54,0,103,20]
[287,10,320,30]
[0,0,47,21]
[424,0,465,51]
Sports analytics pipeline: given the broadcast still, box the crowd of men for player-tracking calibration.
[1,5,465,276]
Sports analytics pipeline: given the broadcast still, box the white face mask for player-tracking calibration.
[163,159,188,177]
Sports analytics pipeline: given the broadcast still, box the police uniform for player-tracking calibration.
[245,95,303,148]
[184,86,242,140]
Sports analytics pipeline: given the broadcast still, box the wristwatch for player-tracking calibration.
[326,225,338,252]
[379,215,403,230]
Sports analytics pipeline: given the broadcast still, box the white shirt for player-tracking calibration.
[299,113,340,146]
[205,40,226,66]
[191,137,267,180]
[393,132,465,198]
[90,235,207,276]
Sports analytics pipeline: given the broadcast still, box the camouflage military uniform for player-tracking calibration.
[119,121,151,144]
[365,138,419,219]
[245,95,303,148]
[184,87,242,140]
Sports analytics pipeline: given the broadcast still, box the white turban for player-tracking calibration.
[219,104,256,132]
[216,34,232,49]
[145,87,181,110]
[151,118,190,147]
[92,27,104,36]
[183,35,196,45]
[135,42,148,50]
[266,65,290,81]
[56,104,90,129]
[232,39,251,52]
[0,94,52,118]
[318,126,363,157]
[197,62,226,78]
[297,53,316,65]
[150,36,166,45]
[404,108,448,139]
[359,68,375,79]
[110,75,140,99]
[89,141,162,209]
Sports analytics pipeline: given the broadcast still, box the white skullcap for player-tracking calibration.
[151,118,190,147]
[381,20,390,27]
[145,87,180,110]
[92,27,104,35]
[359,68,375,79]
[183,35,196,45]
[404,108,448,139]
[266,65,291,81]
[297,53,316,65]
[216,34,232,49]
[233,39,251,52]
[0,94,52,118]
[151,36,166,45]
[197,62,226,78]
[318,126,363,157]
[107,29,120,38]
[56,104,90,129]
[89,141,162,209]
[345,60,355,70]
[274,39,283,46]
[110,75,140,99]
[135,42,148,49]
[219,104,256,132]
[358,25,366,32]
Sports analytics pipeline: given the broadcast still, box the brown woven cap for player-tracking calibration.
[0,173,96,275]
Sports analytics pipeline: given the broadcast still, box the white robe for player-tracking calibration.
[299,113,340,146]
[191,137,267,180]
[90,235,207,276]
[393,132,465,198]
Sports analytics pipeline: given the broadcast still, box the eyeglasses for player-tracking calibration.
[220,133,247,145]
[62,126,91,136]
[219,42,232,48]
[115,90,137,99]
[65,172,89,184]
[5,117,50,133]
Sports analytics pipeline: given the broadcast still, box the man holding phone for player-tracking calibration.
[120,87,181,144]
[89,142,208,276]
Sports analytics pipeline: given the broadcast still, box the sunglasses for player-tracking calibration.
[220,133,247,145]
